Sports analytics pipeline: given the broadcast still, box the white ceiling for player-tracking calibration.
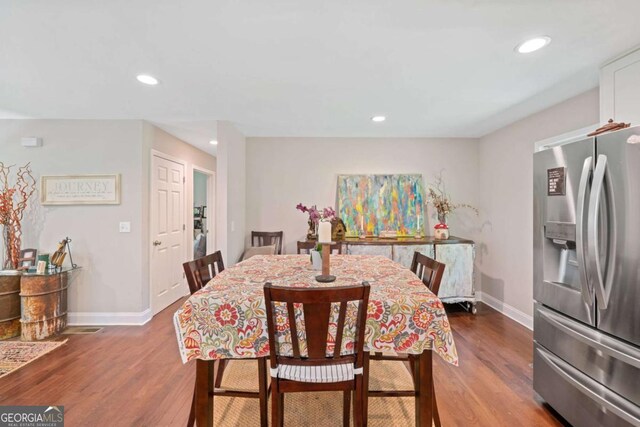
[2,0,640,142]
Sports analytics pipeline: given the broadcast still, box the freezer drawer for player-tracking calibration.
[534,303,640,407]
[534,344,640,427]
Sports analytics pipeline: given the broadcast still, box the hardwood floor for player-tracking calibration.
[0,301,565,426]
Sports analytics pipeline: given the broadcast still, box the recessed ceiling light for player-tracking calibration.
[371,116,386,122]
[136,74,159,85]
[209,140,218,145]
[516,36,551,54]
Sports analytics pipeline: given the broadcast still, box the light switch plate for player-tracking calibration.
[119,222,131,233]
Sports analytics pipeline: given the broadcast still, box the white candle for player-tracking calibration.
[361,214,364,232]
[318,221,332,243]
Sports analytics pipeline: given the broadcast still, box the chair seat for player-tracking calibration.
[272,363,361,383]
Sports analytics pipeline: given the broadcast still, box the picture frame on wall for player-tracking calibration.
[41,174,121,205]
[336,174,425,237]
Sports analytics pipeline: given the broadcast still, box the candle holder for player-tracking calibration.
[315,242,337,283]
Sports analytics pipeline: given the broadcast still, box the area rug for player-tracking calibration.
[0,340,67,379]
[214,358,418,426]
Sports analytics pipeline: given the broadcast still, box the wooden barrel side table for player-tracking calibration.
[19,268,78,341]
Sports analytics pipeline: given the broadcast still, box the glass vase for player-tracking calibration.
[2,227,10,270]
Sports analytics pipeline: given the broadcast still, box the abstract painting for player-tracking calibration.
[336,174,425,236]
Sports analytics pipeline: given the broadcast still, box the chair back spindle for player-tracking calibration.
[286,301,302,359]
[333,301,348,358]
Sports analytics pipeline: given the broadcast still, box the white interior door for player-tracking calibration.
[151,154,187,315]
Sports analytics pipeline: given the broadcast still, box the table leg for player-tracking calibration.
[413,351,433,427]
[195,360,214,427]
[362,352,370,427]
[258,357,268,427]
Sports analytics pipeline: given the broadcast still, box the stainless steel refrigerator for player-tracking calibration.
[534,126,640,427]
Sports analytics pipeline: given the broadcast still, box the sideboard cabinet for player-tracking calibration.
[339,237,476,313]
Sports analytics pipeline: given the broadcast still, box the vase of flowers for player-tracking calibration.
[427,172,477,240]
[296,203,337,240]
[0,162,36,270]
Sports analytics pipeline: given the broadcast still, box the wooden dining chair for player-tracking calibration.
[368,251,445,426]
[296,240,342,254]
[183,251,269,427]
[410,251,446,296]
[183,250,225,295]
[264,282,370,427]
[251,231,284,254]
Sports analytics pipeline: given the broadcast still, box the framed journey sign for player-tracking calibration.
[41,174,121,205]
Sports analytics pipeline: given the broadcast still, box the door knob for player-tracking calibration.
[153,240,162,246]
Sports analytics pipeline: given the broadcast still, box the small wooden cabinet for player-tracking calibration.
[337,237,476,312]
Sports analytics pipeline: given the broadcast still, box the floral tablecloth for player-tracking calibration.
[174,255,458,366]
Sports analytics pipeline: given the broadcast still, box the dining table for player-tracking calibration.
[174,254,459,426]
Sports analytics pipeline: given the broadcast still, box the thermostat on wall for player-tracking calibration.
[21,137,43,147]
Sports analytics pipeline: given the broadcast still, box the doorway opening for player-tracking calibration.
[192,167,215,259]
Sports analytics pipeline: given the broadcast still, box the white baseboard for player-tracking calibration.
[476,291,533,330]
[67,308,152,326]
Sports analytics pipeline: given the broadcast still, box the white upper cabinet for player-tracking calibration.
[601,47,640,125]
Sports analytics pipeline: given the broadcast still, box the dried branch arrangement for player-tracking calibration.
[427,171,478,223]
[0,162,37,269]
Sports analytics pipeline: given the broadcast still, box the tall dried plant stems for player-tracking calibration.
[0,162,37,269]
[427,170,478,222]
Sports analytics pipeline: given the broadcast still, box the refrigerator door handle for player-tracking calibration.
[576,156,593,305]
[587,154,617,310]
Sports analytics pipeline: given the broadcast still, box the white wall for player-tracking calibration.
[216,121,246,264]
[0,120,146,315]
[246,137,481,254]
[477,88,599,320]
[0,120,217,324]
